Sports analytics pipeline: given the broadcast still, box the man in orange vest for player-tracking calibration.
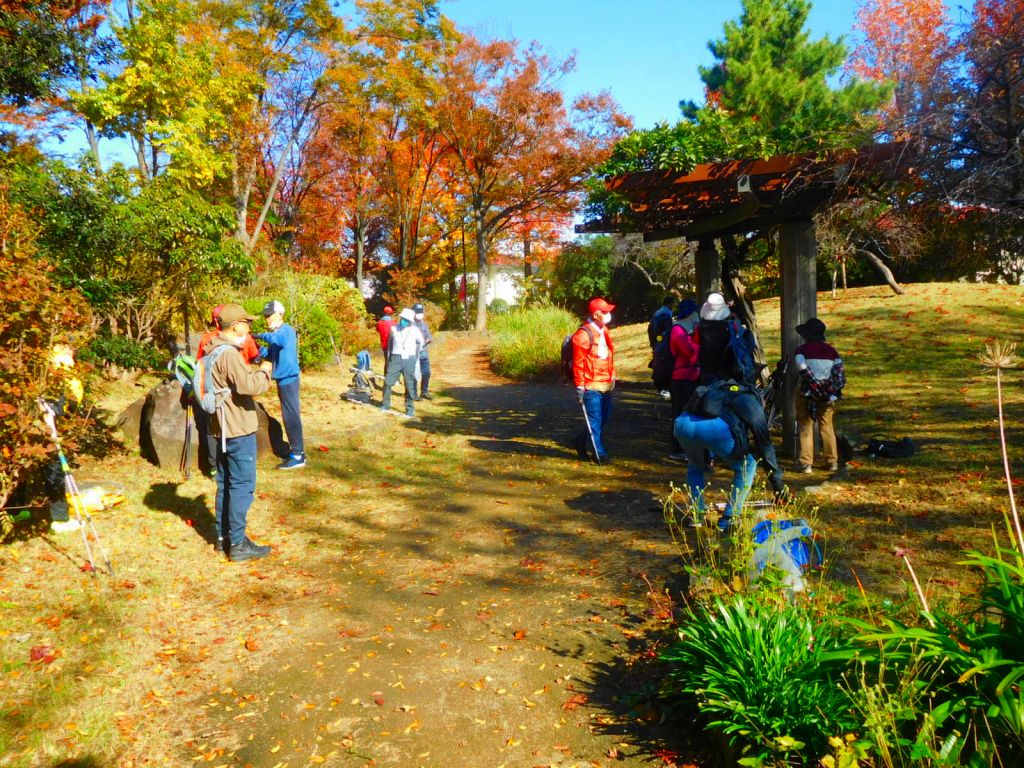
[570,297,616,463]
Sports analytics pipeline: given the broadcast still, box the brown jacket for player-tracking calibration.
[206,335,272,438]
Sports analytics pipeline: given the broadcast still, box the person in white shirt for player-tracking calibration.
[380,308,424,418]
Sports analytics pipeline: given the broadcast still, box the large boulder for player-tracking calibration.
[118,378,288,472]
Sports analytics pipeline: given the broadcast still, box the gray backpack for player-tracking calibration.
[192,345,232,415]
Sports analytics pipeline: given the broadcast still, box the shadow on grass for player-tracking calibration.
[143,482,214,545]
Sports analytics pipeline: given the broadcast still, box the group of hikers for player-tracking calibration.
[189,299,434,563]
[570,291,846,530]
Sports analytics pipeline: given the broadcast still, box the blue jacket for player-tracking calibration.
[257,324,300,385]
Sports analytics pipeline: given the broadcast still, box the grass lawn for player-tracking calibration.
[0,282,1021,767]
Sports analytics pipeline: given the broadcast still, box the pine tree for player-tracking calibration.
[698,0,888,151]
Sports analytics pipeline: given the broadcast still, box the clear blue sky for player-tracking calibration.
[445,0,863,128]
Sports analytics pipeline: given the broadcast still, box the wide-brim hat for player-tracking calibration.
[399,308,416,322]
[700,292,730,321]
[796,317,827,340]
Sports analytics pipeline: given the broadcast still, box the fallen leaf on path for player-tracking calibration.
[244,639,260,652]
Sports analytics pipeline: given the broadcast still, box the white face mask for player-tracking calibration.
[603,313,612,325]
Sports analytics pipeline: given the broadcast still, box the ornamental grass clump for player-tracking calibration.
[488,305,578,381]
[660,594,859,766]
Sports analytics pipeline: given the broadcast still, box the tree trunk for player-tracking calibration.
[856,248,905,295]
[474,218,488,331]
[354,214,365,293]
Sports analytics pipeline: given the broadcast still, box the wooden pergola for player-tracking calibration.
[578,143,912,456]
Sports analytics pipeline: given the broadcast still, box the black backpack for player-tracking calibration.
[867,436,916,459]
[561,325,596,385]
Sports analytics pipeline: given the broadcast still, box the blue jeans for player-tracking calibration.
[277,378,304,456]
[417,354,431,396]
[215,432,258,547]
[578,389,613,460]
[673,413,756,518]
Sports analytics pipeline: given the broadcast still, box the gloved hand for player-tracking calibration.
[576,387,585,404]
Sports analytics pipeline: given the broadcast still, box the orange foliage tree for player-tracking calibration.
[435,36,629,330]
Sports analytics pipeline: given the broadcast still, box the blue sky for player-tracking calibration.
[57,0,864,165]
[445,0,863,128]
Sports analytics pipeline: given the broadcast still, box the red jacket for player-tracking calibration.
[571,322,615,388]
[198,329,260,363]
[669,322,700,381]
[376,317,394,349]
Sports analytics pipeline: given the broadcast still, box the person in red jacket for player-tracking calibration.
[375,306,395,372]
[198,305,260,363]
[668,298,701,460]
[570,297,616,462]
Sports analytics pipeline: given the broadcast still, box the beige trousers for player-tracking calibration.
[795,395,837,467]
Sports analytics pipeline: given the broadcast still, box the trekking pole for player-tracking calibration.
[38,400,114,576]
[179,399,193,480]
[579,398,602,465]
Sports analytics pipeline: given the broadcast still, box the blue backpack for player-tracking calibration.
[356,350,372,371]
[727,319,757,385]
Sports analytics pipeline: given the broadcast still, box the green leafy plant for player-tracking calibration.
[487,305,578,381]
[834,341,1024,767]
[78,332,164,371]
[660,593,859,766]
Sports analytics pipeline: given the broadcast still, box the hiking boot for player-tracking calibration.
[214,538,225,554]
[659,390,671,399]
[420,392,433,400]
[794,464,813,474]
[825,462,840,472]
[229,538,271,562]
[277,454,306,470]
[668,452,687,463]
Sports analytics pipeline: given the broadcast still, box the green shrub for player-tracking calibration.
[488,298,509,314]
[488,306,579,381]
[659,594,859,766]
[236,271,374,369]
[78,332,164,371]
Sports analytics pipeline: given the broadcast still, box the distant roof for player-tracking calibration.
[578,143,913,242]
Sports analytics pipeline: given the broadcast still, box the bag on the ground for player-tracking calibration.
[727,319,758,385]
[191,345,232,415]
[561,325,596,385]
[749,518,820,593]
[867,435,916,459]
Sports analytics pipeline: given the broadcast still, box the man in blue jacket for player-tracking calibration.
[257,300,305,469]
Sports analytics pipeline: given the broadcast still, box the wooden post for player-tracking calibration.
[694,238,720,299]
[779,219,817,459]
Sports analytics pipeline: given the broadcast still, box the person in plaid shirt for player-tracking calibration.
[793,318,846,473]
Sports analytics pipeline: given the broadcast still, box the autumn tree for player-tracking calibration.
[436,36,628,330]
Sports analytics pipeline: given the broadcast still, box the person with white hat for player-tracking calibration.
[256,300,305,470]
[411,302,434,400]
[381,307,424,418]
[697,291,735,385]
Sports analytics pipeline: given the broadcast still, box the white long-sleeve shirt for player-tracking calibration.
[388,324,425,359]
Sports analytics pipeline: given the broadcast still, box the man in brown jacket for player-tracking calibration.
[205,304,274,562]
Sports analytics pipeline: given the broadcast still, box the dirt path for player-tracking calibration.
[183,335,699,768]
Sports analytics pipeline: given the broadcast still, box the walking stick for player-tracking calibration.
[38,400,114,576]
[179,399,193,480]
[579,397,602,465]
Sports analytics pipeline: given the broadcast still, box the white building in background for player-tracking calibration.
[485,263,524,306]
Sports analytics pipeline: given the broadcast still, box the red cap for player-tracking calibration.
[588,297,615,315]
[383,306,394,315]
